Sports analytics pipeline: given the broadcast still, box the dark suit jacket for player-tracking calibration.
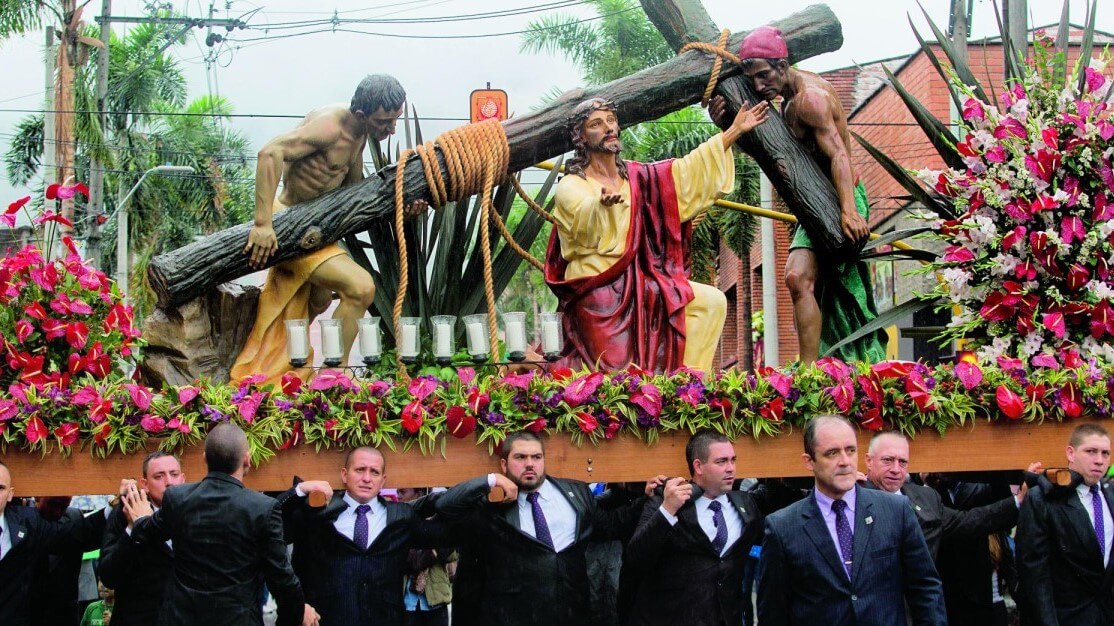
[1017,479,1114,625]
[757,485,947,626]
[934,482,1018,626]
[621,491,764,626]
[132,472,305,626]
[0,504,105,626]
[30,506,85,626]
[99,504,174,626]
[276,487,445,626]
[863,480,1019,559]
[434,475,641,626]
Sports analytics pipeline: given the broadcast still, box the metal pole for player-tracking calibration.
[759,174,779,368]
[43,27,56,191]
[87,0,111,267]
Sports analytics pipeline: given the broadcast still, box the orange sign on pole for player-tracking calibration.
[470,85,508,124]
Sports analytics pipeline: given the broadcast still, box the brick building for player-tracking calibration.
[715,25,1114,369]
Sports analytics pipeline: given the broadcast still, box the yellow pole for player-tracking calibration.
[534,161,920,254]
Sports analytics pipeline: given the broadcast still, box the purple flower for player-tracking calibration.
[481,410,505,425]
[202,404,228,422]
[676,381,706,406]
[274,399,294,411]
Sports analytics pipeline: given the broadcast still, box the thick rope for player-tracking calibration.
[679,29,739,108]
[392,119,550,375]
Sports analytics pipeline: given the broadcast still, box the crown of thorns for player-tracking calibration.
[567,98,618,134]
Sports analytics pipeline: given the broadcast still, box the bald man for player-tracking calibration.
[280,447,446,626]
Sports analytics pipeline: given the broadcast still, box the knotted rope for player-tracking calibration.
[679,29,740,107]
[392,119,553,377]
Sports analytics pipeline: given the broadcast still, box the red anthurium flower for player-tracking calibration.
[279,421,304,450]
[1092,301,1114,339]
[575,411,599,433]
[323,419,341,440]
[401,401,425,434]
[90,398,113,423]
[1060,216,1086,246]
[354,401,379,432]
[857,374,883,407]
[980,291,1018,322]
[954,361,983,390]
[65,321,89,349]
[18,354,46,387]
[549,367,573,381]
[860,406,884,431]
[995,385,1025,420]
[93,423,112,447]
[34,209,73,228]
[871,361,916,380]
[604,420,621,440]
[943,246,975,263]
[827,380,855,413]
[24,301,47,320]
[904,372,937,413]
[467,387,490,413]
[280,372,302,395]
[14,319,33,343]
[1013,259,1037,281]
[445,405,476,438]
[1094,194,1114,221]
[124,383,152,410]
[759,397,784,423]
[1062,350,1084,369]
[1060,383,1083,419]
[54,422,80,447]
[6,196,30,215]
[25,415,47,444]
[1041,127,1060,150]
[1000,226,1026,251]
[45,183,60,200]
[1025,384,1047,404]
[525,417,547,433]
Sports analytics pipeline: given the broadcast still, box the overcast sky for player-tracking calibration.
[0,0,1110,205]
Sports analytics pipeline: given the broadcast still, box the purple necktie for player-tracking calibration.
[1092,485,1106,561]
[353,504,371,549]
[832,499,854,579]
[708,500,728,555]
[526,492,555,550]
[0,525,4,559]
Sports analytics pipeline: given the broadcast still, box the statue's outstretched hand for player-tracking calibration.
[244,224,278,269]
[600,188,623,207]
[841,210,870,243]
[731,100,770,135]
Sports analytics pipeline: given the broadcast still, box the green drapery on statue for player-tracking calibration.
[790,182,888,362]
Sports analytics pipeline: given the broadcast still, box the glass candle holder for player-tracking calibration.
[502,311,527,362]
[319,319,343,367]
[398,317,421,364]
[358,316,382,366]
[431,315,457,366]
[540,312,563,362]
[463,313,490,363]
[285,319,309,368]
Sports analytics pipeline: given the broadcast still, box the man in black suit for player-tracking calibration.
[434,430,653,626]
[29,496,86,626]
[1017,422,1114,625]
[863,431,1024,559]
[621,430,800,626]
[99,451,186,626]
[277,446,444,626]
[757,415,947,626]
[122,423,319,626]
[0,461,108,626]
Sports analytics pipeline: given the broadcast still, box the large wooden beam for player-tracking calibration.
[640,0,856,262]
[147,5,843,309]
[2,420,1088,496]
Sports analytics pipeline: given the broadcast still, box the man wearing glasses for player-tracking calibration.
[862,431,1030,559]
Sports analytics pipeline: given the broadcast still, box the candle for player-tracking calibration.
[435,324,452,357]
[321,320,342,360]
[400,324,419,357]
[505,318,526,354]
[542,319,561,354]
[466,321,486,354]
[359,318,381,358]
[285,319,309,361]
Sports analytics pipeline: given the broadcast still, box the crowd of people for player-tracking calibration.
[0,417,1110,625]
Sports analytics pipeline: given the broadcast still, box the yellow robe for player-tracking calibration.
[552,134,733,372]
[230,197,347,386]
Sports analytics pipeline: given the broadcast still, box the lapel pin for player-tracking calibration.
[18,530,25,538]
[865,516,873,525]
[915,505,922,511]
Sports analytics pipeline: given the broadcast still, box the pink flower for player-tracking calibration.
[502,370,535,390]
[562,372,604,406]
[954,361,983,390]
[178,386,200,404]
[961,97,985,122]
[457,367,476,386]
[408,376,438,400]
[401,401,425,434]
[54,422,80,447]
[309,370,357,392]
[904,372,937,413]
[575,411,599,433]
[140,415,167,433]
[24,415,47,444]
[1041,311,1066,339]
[72,385,99,405]
[14,319,32,343]
[1031,354,1060,369]
[630,383,663,417]
[33,209,73,228]
[124,383,153,410]
[237,391,265,423]
[1086,66,1107,93]
[765,370,794,397]
[1060,216,1085,246]
[943,246,975,263]
[826,380,855,412]
[815,357,851,381]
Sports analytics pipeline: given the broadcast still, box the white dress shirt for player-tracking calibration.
[333,492,387,549]
[517,478,578,552]
[0,512,11,559]
[659,493,743,556]
[1077,482,1114,567]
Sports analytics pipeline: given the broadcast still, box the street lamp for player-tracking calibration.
[114,165,195,298]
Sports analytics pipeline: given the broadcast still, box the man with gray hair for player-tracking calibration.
[122,423,319,626]
[758,415,946,626]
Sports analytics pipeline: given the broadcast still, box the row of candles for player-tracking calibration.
[284,312,565,367]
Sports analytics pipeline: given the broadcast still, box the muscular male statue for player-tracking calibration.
[740,26,887,364]
[232,75,422,385]
[544,96,768,373]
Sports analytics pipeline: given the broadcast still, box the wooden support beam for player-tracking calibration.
[146,5,843,309]
[2,420,1089,496]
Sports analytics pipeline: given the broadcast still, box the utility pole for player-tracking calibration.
[86,0,111,267]
[948,0,970,66]
[1004,0,1028,82]
[43,27,56,192]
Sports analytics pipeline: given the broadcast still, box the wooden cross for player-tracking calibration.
[147,3,845,309]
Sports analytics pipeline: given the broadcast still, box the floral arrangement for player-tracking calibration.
[1,186,141,391]
[915,37,1114,363]
[1,354,1111,463]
